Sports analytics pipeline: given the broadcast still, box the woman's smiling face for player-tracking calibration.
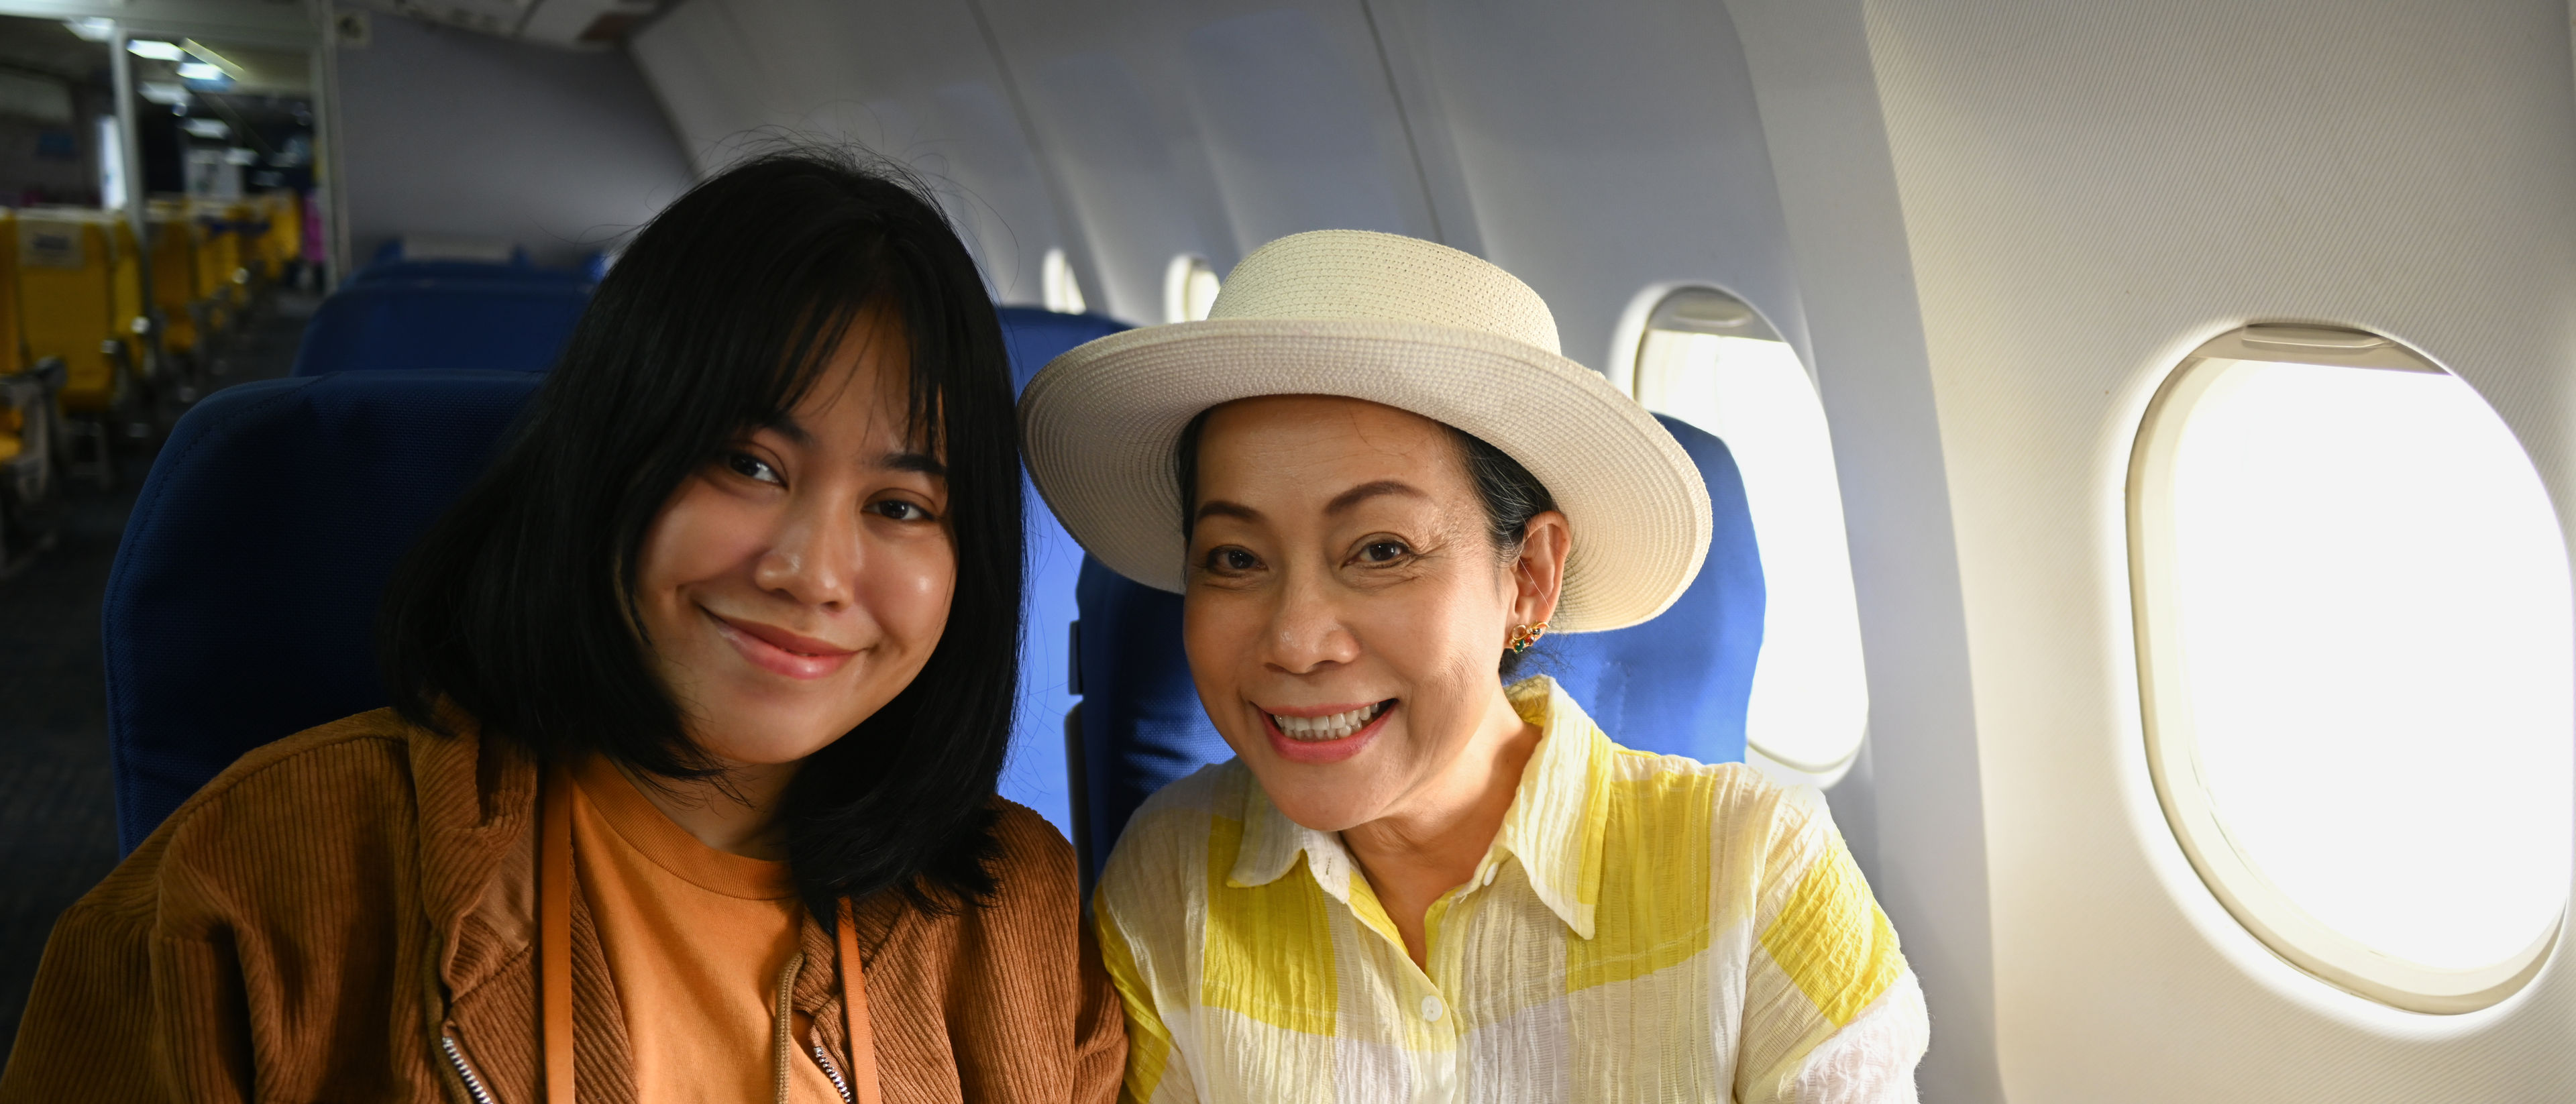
[633,309,956,769]
[1182,395,1560,832]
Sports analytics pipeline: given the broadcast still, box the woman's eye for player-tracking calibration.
[1205,547,1260,573]
[725,452,783,486]
[1358,540,1410,564]
[871,499,932,522]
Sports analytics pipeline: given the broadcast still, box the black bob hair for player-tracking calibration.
[380,150,1022,920]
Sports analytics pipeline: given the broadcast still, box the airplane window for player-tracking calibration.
[1631,287,1868,785]
[2130,325,2573,1013]
[1042,247,1087,315]
[1164,254,1219,323]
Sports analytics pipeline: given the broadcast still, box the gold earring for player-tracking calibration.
[1505,621,1550,655]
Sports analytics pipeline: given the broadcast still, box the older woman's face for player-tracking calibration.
[1184,395,1546,832]
[633,313,955,768]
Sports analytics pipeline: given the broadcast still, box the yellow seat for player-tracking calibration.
[17,212,121,414]
[147,203,199,354]
[208,202,250,305]
[259,191,302,278]
[107,219,147,376]
[0,210,23,380]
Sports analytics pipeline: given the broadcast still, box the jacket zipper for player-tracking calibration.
[811,1042,856,1104]
[440,1032,499,1104]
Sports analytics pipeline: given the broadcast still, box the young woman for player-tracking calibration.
[1020,230,1927,1103]
[1,153,1123,1103]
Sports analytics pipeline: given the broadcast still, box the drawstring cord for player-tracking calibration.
[771,951,804,1104]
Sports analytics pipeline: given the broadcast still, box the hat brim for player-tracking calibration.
[1017,318,1713,632]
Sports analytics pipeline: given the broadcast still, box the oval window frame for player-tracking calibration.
[1627,285,1870,787]
[2128,323,2567,1013]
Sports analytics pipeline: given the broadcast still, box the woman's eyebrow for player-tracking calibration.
[759,413,814,447]
[881,450,948,478]
[1324,480,1428,515]
[1195,500,1260,524]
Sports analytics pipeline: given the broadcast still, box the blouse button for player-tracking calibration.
[1420,995,1445,1023]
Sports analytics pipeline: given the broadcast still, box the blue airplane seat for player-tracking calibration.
[291,280,591,376]
[103,371,542,853]
[1069,413,1764,877]
[994,306,1132,843]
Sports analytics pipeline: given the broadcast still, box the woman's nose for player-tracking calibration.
[1260,571,1360,673]
[753,495,861,608]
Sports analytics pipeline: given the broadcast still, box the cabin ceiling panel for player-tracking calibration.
[1864,0,2576,1097]
[628,0,769,168]
[968,0,1437,322]
[1169,4,1432,249]
[971,0,1234,323]
[1365,0,1806,375]
[630,0,1063,303]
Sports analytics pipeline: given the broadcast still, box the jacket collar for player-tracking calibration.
[406,705,545,999]
[1226,675,1613,938]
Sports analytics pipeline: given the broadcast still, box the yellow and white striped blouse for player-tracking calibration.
[1092,676,1928,1104]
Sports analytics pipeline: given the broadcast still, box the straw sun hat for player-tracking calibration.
[1016,229,1712,632]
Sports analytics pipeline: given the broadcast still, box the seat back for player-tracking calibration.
[292,280,591,376]
[1068,413,1765,877]
[994,306,1132,842]
[15,215,119,410]
[104,371,541,852]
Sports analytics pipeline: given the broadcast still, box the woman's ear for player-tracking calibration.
[1509,509,1571,628]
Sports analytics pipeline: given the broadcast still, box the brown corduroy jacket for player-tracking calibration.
[0,708,1125,1103]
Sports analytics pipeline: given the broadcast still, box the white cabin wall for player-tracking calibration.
[1719,2,2000,1100]
[969,0,1236,322]
[1858,0,2576,1100]
[335,12,693,266]
[1366,0,1812,376]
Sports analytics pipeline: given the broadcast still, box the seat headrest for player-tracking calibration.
[104,371,541,851]
[292,282,590,376]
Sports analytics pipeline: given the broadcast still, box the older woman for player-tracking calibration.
[1020,230,1926,1103]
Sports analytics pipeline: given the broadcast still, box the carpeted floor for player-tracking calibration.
[0,287,313,1063]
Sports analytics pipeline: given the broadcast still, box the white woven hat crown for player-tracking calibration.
[1018,229,1711,632]
[1208,229,1562,350]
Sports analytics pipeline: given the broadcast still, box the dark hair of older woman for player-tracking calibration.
[1,151,1124,1104]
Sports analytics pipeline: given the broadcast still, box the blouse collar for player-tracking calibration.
[1228,675,1613,939]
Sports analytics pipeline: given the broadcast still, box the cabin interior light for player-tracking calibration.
[62,17,115,42]
[175,62,223,82]
[126,40,185,61]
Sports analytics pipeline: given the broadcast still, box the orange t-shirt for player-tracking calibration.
[570,755,848,1104]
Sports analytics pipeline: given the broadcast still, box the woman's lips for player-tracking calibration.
[1260,700,1396,765]
[706,609,857,680]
